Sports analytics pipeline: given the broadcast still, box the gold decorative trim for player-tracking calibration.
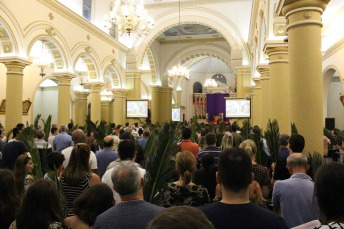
[37,0,128,53]
[285,7,323,18]
[287,20,323,31]
[160,37,226,45]
[144,0,251,9]
[322,37,344,61]
[269,60,288,64]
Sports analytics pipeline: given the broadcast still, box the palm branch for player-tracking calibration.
[18,126,42,179]
[253,127,268,166]
[85,118,106,149]
[291,123,298,134]
[334,128,344,142]
[308,151,326,175]
[143,122,182,204]
[33,114,41,129]
[190,116,198,143]
[264,119,280,162]
[41,115,52,142]
[208,124,215,133]
[106,122,115,135]
[242,119,251,140]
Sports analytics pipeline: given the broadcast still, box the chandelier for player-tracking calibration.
[32,40,51,77]
[101,89,113,101]
[204,79,218,88]
[104,0,154,36]
[168,0,189,79]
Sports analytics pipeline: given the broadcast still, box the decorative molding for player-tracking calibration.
[285,7,323,18]
[287,20,323,31]
[160,37,226,45]
[37,0,129,53]
[144,0,251,9]
[269,60,288,64]
[45,27,56,36]
[322,37,344,61]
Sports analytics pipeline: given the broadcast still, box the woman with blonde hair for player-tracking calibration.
[156,151,210,207]
[221,132,233,150]
[241,139,270,198]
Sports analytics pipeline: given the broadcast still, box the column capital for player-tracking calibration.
[235,66,251,74]
[263,41,289,64]
[253,77,262,87]
[111,88,128,97]
[150,85,161,92]
[256,64,270,77]
[125,70,143,79]
[52,72,76,85]
[84,82,104,92]
[101,101,110,106]
[276,0,330,16]
[74,91,89,100]
[0,56,32,74]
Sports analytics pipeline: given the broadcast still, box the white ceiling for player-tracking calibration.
[190,57,232,73]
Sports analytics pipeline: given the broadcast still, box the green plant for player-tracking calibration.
[41,115,52,142]
[291,123,298,134]
[334,128,344,142]
[143,122,182,204]
[253,127,268,167]
[33,114,41,129]
[190,116,198,143]
[308,151,326,175]
[264,119,280,162]
[323,128,336,144]
[85,118,107,149]
[242,119,251,140]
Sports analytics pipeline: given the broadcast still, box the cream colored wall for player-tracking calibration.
[33,87,58,126]
[327,82,344,129]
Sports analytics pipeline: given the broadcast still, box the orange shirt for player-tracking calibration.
[179,139,199,158]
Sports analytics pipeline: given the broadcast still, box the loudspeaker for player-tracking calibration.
[325,118,335,130]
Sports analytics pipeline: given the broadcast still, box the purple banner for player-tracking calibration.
[206,93,229,121]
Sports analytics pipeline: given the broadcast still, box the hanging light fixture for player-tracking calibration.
[32,40,51,78]
[104,0,154,36]
[168,0,189,79]
[75,58,88,87]
[204,57,217,88]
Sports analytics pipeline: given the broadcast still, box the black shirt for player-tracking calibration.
[0,141,27,171]
[193,165,218,201]
[199,202,288,229]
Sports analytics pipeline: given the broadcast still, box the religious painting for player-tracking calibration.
[0,100,5,114]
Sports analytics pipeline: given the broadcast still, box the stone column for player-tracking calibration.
[264,42,290,134]
[52,72,76,126]
[0,57,31,130]
[150,86,160,124]
[235,66,251,98]
[85,82,103,123]
[279,0,330,153]
[257,65,270,130]
[159,88,167,123]
[101,101,110,122]
[252,77,262,127]
[74,91,89,126]
[126,70,142,99]
[112,89,127,126]
[176,90,182,107]
[109,102,113,123]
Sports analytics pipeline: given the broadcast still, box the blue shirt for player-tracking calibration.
[53,132,73,152]
[272,173,317,228]
[196,146,221,167]
[138,138,148,150]
[278,148,290,159]
[96,148,118,179]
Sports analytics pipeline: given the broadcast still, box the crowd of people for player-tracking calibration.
[0,121,344,229]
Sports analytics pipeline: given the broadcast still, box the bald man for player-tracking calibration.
[96,135,118,179]
[61,129,98,174]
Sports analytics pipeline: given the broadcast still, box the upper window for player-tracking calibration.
[193,82,203,93]
[212,74,226,84]
[83,0,92,22]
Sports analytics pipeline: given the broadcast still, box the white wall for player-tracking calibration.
[327,81,344,130]
[33,87,58,126]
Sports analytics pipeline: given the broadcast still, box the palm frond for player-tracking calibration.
[208,124,215,133]
[308,151,326,175]
[106,122,115,136]
[253,127,268,166]
[242,119,251,140]
[264,119,280,162]
[33,114,41,129]
[143,123,182,204]
[334,128,344,142]
[18,126,42,179]
[291,123,298,134]
[85,118,106,149]
[190,116,198,143]
[41,115,52,142]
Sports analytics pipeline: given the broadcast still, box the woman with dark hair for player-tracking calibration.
[60,143,101,216]
[314,162,344,228]
[0,170,21,229]
[14,155,35,198]
[64,183,114,228]
[9,179,63,229]
[193,153,218,201]
[155,151,210,207]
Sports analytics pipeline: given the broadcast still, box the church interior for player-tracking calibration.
[0,0,343,154]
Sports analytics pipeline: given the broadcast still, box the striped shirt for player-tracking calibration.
[196,146,221,167]
[60,173,91,216]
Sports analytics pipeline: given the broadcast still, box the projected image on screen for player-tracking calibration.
[226,99,251,118]
[126,100,148,118]
[172,108,181,121]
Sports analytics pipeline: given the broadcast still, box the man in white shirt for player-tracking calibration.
[48,127,58,151]
[102,139,145,204]
[62,129,98,174]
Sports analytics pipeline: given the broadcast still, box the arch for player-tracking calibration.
[73,53,99,81]
[102,55,125,88]
[103,65,121,88]
[140,48,158,85]
[141,80,150,99]
[0,1,25,56]
[322,65,343,122]
[133,8,249,69]
[193,82,203,93]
